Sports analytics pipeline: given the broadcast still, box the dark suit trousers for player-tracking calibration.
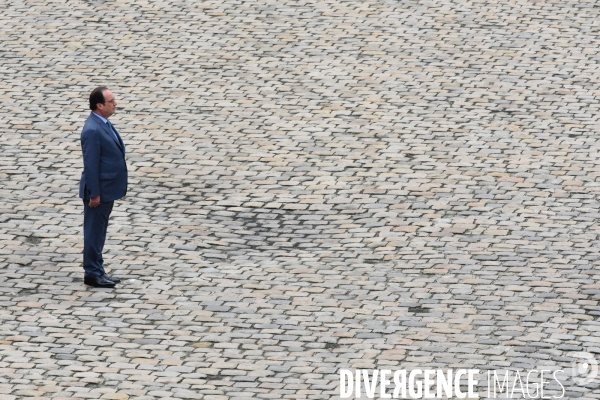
[83,200,114,278]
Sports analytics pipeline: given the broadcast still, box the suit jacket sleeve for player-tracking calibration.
[81,127,101,198]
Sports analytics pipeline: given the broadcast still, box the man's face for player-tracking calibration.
[97,89,117,118]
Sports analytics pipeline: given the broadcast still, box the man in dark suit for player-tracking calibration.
[79,87,127,288]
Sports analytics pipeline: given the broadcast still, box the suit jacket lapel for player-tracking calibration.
[108,123,126,154]
[96,117,125,154]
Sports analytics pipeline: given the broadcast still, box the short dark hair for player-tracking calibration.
[89,86,108,110]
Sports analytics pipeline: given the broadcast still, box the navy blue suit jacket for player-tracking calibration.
[79,112,127,201]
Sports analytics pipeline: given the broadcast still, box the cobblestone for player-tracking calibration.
[2,0,600,399]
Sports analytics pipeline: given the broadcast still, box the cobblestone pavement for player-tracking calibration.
[1,0,600,399]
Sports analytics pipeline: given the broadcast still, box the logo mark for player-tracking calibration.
[570,352,598,385]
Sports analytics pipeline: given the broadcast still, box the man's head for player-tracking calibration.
[89,86,117,119]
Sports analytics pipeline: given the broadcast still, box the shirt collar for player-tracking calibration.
[92,112,108,124]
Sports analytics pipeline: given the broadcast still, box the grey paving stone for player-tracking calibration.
[2,0,600,399]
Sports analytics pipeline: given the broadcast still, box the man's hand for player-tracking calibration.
[89,196,101,208]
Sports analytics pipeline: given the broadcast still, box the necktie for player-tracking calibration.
[106,121,120,145]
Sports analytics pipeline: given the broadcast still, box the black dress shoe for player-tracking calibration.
[84,275,116,288]
[103,274,121,283]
